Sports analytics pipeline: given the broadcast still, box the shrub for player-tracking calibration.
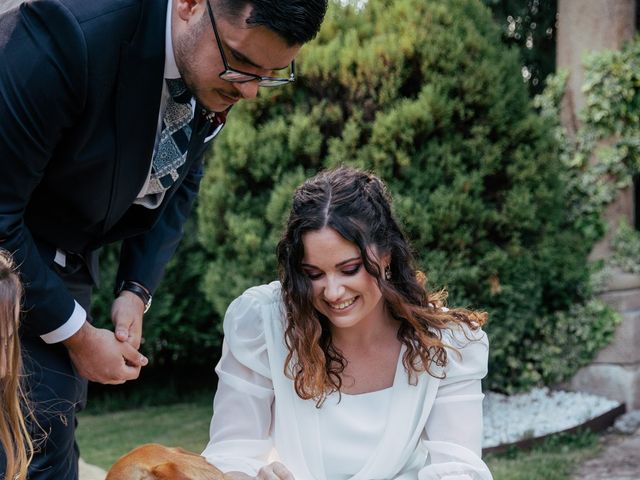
[611,219,640,274]
[196,0,619,392]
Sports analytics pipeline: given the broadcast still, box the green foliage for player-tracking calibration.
[493,36,640,389]
[583,38,640,143]
[196,0,616,393]
[482,0,558,95]
[534,36,640,270]
[611,219,640,274]
[517,36,640,386]
[486,429,600,480]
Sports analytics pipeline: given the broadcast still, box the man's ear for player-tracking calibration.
[174,0,204,22]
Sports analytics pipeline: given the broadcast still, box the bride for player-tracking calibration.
[203,167,492,480]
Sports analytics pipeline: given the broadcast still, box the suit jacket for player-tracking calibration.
[0,0,217,336]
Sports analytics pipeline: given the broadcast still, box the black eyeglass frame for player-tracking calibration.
[205,0,296,87]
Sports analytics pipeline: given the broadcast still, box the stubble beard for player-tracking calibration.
[173,16,212,108]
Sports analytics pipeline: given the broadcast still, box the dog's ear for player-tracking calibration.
[151,461,192,480]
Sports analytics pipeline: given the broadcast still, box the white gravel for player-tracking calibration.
[482,387,621,448]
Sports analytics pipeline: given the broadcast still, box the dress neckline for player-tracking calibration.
[340,386,393,397]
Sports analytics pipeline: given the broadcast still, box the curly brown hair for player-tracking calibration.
[276,167,487,407]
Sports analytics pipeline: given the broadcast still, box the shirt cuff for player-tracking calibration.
[40,300,87,344]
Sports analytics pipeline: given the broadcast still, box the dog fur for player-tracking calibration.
[106,443,227,480]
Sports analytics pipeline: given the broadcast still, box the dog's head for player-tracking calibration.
[106,444,226,480]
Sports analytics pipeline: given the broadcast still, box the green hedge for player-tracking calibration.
[92,0,623,393]
[195,0,618,392]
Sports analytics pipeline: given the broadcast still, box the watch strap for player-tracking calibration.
[116,280,152,313]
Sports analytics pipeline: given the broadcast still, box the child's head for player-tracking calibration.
[0,249,21,379]
[0,248,31,480]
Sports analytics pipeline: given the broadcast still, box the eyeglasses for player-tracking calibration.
[205,0,296,87]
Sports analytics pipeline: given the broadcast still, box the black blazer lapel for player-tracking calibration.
[104,0,168,233]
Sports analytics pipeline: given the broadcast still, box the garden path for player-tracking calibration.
[571,428,640,480]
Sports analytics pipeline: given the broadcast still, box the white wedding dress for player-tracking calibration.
[202,281,493,480]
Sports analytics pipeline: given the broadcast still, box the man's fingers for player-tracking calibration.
[112,292,145,345]
[113,315,133,342]
[128,330,142,350]
[115,329,128,342]
[121,342,148,369]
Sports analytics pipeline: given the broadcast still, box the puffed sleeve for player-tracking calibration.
[418,325,493,480]
[202,286,277,475]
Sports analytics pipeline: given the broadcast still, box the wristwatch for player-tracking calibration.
[115,280,152,313]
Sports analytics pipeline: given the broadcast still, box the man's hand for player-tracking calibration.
[63,322,148,384]
[112,291,145,349]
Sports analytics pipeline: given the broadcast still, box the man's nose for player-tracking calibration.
[233,80,260,100]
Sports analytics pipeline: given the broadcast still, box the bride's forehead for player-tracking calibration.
[302,228,355,257]
[301,228,383,265]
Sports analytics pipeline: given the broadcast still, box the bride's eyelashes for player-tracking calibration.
[303,263,362,281]
[342,264,361,276]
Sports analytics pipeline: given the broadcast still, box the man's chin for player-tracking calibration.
[196,96,236,113]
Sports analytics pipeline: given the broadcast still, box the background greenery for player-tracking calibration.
[195,0,620,393]
[534,35,640,280]
[91,0,637,401]
[482,0,558,95]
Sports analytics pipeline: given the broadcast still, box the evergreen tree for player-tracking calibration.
[197,0,618,391]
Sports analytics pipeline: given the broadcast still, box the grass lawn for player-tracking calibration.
[78,398,601,478]
[485,431,601,480]
[77,395,213,470]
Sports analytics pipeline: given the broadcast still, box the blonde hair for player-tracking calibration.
[0,249,33,480]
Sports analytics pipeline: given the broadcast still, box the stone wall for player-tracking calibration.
[570,273,640,409]
[557,0,639,409]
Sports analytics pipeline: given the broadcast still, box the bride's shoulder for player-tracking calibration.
[223,281,283,340]
[237,280,282,306]
[437,323,489,383]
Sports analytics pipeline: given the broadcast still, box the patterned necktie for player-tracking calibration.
[146,78,194,195]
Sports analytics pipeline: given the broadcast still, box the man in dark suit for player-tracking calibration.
[0,0,327,478]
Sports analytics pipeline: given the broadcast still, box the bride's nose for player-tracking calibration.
[323,275,346,303]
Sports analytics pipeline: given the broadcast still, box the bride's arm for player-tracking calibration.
[418,327,493,480]
[202,292,277,476]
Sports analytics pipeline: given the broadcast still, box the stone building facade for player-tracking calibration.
[558,0,640,409]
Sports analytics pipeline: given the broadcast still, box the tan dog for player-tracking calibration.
[106,443,227,480]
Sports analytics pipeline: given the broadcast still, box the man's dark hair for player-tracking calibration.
[218,0,328,46]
